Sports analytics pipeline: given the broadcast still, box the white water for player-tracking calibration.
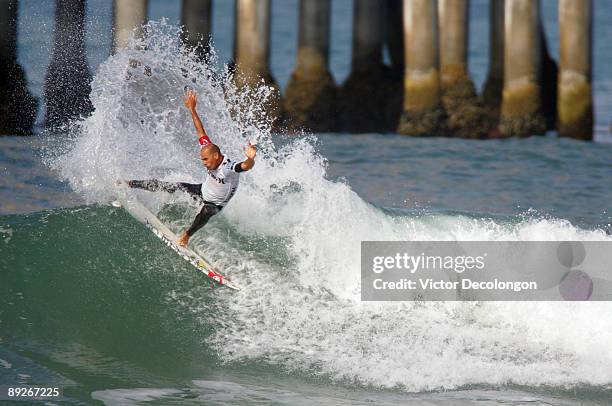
[48,22,612,393]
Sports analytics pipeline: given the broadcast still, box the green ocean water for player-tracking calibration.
[2,205,612,405]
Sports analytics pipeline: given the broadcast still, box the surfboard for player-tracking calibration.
[114,198,241,290]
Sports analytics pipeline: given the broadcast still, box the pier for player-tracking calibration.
[0,0,597,140]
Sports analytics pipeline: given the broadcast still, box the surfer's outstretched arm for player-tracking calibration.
[182,89,210,142]
[238,142,257,172]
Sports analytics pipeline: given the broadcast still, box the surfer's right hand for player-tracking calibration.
[116,179,130,187]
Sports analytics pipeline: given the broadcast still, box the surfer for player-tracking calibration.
[118,89,256,247]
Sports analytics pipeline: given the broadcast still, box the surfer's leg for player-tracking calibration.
[127,180,203,203]
[127,179,182,193]
[185,202,221,236]
[175,183,204,202]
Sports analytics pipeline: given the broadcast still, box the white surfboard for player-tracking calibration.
[114,198,241,291]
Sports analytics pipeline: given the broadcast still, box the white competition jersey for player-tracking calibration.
[201,156,241,206]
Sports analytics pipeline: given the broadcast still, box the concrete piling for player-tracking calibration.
[235,0,274,86]
[557,0,592,140]
[339,0,396,132]
[0,0,37,135]
[282,0,337,132]
[350,0,383,73]
[383,0,404,133]
[44,0,93,129]
[539,20,558,132]
[384,0,404,76]
[234,0,280,125]
[439,0,471,94]
[499,0,546,137]
[181,0,213,60]
[438,0,488,138]
[113,0,148,52]
[397,0,446,136]
[482,0,504,121]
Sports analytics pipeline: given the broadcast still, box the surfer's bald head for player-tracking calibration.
[201,144,220,155]
[200,143,222,170]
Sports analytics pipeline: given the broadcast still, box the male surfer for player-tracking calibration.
[119,89,256,247]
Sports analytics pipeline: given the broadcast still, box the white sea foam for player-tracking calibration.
[216,212,612,391]
[49,21,612,393]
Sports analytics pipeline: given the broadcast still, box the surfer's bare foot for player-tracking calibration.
[178,231,190,247]
[116,179,132,187]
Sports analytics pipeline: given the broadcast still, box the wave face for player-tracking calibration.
[3,21,610,401]
[2,204,612,399]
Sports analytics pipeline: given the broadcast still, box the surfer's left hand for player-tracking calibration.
[178,231,190,247]
[244,142,257,159]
